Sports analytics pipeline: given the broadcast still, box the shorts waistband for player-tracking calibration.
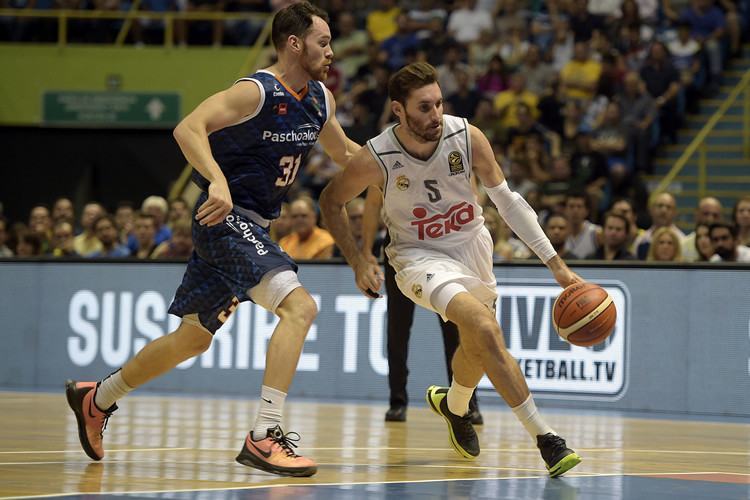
[234,205,271,230]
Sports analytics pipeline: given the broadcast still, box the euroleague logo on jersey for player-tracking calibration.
[410,202,475,240]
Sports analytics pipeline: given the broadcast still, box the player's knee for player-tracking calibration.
[177,323,213,356]
[277,289,318,328]
[474,318,502,353]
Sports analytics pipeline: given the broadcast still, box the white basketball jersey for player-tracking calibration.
[367,114,485,253]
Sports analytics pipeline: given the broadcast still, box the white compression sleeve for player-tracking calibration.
[485,181,557,263]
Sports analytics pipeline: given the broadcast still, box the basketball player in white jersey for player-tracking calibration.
[320,62,583,477]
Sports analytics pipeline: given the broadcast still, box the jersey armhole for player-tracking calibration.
[366,140,389,197]
[463,117,473,178]
[231,77,265,123]
[319,81,331,125]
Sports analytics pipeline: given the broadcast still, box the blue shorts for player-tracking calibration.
[168,195,297,334]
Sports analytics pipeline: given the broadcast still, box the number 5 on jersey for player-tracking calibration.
[275,154,302,187]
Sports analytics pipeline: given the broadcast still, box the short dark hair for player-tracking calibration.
[388,62,439,105]
[603,211,630,231]
[709,221,738,238]
[93,214,118,231]
[271,2,329,51]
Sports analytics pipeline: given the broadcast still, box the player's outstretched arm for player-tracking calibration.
[318,88,361,166]
[469,124,581,288]
[319,148,384,297]
[173,81,261,226]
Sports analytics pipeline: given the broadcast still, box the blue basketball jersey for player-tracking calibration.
[193,70,330,221]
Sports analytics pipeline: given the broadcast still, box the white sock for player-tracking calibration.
[512,394,555,439]
[252,385,287,440]
[447,378,475,416]
[94,370,133,410]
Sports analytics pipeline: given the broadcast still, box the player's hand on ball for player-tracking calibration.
[355,253,383,299]
[197,181,233,226]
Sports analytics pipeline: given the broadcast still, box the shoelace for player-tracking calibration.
[456,414,474,435]
[542,434,568,458]
[270,430,302,458]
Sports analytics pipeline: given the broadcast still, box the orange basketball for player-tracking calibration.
[552,282,616,347]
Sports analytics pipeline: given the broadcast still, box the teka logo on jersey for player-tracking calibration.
[262,123,320,144]
[410,201,475,239]
[477,279,630,400]
[225,214,268,255]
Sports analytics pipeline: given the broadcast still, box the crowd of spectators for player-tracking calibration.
[0,196,194,260]
[1,0,749,263]
[1,192,749,262]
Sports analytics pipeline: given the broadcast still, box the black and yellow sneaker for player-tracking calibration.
[425,385,479,459]
[537,433,582,477]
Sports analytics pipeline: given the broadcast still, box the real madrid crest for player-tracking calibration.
[396,175,410,191]
[448,150,465,176]
[412,283,423,298]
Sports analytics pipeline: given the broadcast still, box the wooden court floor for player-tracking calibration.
[0,391,748,499]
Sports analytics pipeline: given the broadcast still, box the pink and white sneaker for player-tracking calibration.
[65,380,117,461]
[236,425,317,477]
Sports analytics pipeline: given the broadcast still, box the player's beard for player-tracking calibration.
[300,43,329,81]
[404,112,442,143]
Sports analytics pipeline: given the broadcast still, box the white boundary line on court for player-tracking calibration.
[1,470,749,500]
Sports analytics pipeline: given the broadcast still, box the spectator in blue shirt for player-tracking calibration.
[90,214,130,258]
[680,0,726,89]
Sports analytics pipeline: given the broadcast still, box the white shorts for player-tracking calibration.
[386,227,497,321]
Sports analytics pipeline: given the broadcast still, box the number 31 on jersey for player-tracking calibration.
[275,154,302,187]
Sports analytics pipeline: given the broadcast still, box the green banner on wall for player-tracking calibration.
[43,91,180,127]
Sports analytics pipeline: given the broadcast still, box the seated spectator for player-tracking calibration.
[499,25,530,69]
[544,213,580,260]
[447,0,492,45]
[50,220,78,258]
[476,55,509,99]
[0,216,13,257]
[133,213,158,259]
[115,201,135,245]
[518,44,557,96]
[618,72,656,173]
[680,0,726,90]
[493,74,539,129]
[693,222,715,261]
[564,191,601,258]
[550,18,575,71]
[379,13,420,71]
[168,198,190,229]
[332,11,369,83]
[540,157,581,211]
[640,42,681,143]
[681,196,722,261]
[599,162,650,222]
[279,197,334,260]
[733,196,750,247]
[634,192,685,258]
[437,43,474,99]
[366,0,400,44]
[647,227,683,261]
[52,197,75,226]
[570,131,609,198]
[90,214,130,258]
[709,221,750,262]
[610,197,646,254]
[15,229,43,257]
[73,202,104,257]
[560,41,602,101]
[469,29,503,74]
[506,102,560,157]
[129,196,171,252]
[586,212,635,260]
[668,21,703,111]
[270,202,292,242]
[183,0,223,46]
[471,100,505,145]
[568,0,606,42]
[28,204,52,253]
[591,101,629,168]
[446,69,481,120]
[504,159,538,199]
[408,0,447,42]
[153,219,193,259]
[537,77,565,136]
[333,197,382,258]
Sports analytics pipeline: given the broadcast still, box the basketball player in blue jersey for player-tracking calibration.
[320,62,584,477]
[65,2,361,478]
